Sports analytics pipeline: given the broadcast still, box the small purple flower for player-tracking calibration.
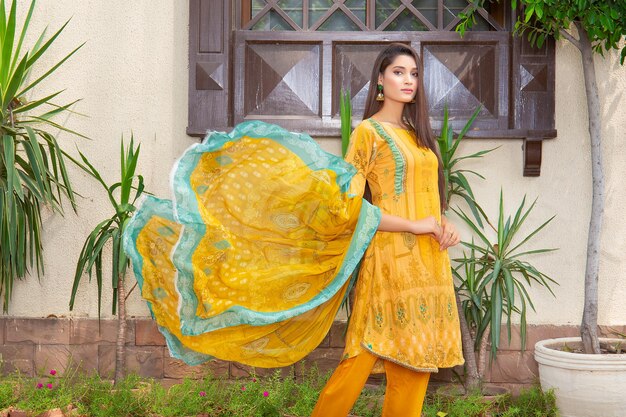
[199,391,206,397]
[263,391,269,397]
[252,378,257,382]
[46,383,53,389]
[36,383,43,389]
[49,369,57,376]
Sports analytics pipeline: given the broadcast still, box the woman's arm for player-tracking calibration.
[378,213,442,240]
[377,213,461,250]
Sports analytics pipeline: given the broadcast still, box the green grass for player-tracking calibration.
[0,366,557,417]
[422,386,558,417]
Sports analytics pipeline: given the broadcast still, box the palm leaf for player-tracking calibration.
[11,89,64,114]
[38,99,82,120]
[71,135,147,319]
[490,281,503,355]
[25,127,52,199]
[23,18,70,71]
[506,215,556,257]
[0,0,7,45]
[17,42,84,97]
[458,105,481,138]
[9,0,35,76]
[2,52,28,108]
[70,219,114,310]
[0,0,17,84]
[340,89,352,157]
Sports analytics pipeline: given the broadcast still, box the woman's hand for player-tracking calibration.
[439,216,461,250]
[410,216,442,241]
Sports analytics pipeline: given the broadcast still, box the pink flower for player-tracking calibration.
[49,369,57,376]
[199,391,206,397]
[263,391,269,397]
[241,386,246,391]
[46,383,53,389]
[252,378,257,382]
[36,383,43,389]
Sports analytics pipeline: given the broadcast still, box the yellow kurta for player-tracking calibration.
[343,119,464,373]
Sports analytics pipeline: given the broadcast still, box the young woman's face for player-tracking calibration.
[378,54,418,104]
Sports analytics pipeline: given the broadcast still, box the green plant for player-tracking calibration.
[286,363,331,416]
[340,88,352,158]
[435,103,494,393]
[228,371,306,417]
[350,384,384,417]
[453,191,557,391]
[15,368,75,414]
[509,386,558,417]
[69,136,146,384]
[74,374,151,417]
[152,377,222,416]
[460,0,626,356]
[437,104,494,227]
[0,0,84,311]
[422,385,558,417]
[0,379,17,409]
[437,103,558,393]
[0,367,562,417]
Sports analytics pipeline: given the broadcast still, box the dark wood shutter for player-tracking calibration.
[187,0,232,136]
[187,2,557,175]
[511,7,556,176]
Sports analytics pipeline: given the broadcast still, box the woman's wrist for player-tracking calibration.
[411,218,432,235]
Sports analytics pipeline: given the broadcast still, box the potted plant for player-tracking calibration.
[461,2,626,415]
[437,106,557,396]
[69,136,146,384]
[0,0,84,311]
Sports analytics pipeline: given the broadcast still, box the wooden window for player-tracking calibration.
[189,1,555,175]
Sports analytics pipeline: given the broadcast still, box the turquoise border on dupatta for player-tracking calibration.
[123,195,214,365]
[169,121,381,336]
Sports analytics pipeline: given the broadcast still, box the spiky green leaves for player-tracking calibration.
[0,0,84,311]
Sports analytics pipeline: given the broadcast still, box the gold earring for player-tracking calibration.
[376,84,384,102]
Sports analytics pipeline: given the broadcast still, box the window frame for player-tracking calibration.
[188,0,556,176]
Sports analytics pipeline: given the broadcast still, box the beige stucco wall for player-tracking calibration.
[7,2,626,327]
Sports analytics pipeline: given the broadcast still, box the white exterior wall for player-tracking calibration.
[7,2,626,327]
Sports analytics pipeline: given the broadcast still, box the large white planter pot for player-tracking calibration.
[535,337,626,417]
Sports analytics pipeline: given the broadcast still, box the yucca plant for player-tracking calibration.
[339,88,351,158]
[69,136,146,384]
[437,105,495,227]
[439,109,558,393]
[0,0,84,311]
[452,191,557,392]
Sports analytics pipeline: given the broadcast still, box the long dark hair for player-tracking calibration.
[363,43,446,212]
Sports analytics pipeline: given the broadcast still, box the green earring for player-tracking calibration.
[376,84,384,102]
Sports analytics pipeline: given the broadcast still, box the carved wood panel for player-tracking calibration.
[190,2,556,176]
[243,43,321,118]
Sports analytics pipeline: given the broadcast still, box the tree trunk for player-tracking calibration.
[114,273,127,384]
[577,22,603,355]
[456,292,481,392]
[476,329,489,380]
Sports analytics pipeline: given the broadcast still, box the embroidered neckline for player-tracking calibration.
[368,118,406,196]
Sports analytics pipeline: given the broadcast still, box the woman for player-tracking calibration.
[123,43,462,417]
[311,43,464,416]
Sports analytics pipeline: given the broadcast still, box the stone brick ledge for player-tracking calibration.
[0,317,619,389]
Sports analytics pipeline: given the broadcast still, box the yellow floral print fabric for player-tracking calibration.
[123,121,381,367]
[342,119,464,373]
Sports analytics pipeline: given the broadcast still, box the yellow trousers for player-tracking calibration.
[311,351,430,417]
